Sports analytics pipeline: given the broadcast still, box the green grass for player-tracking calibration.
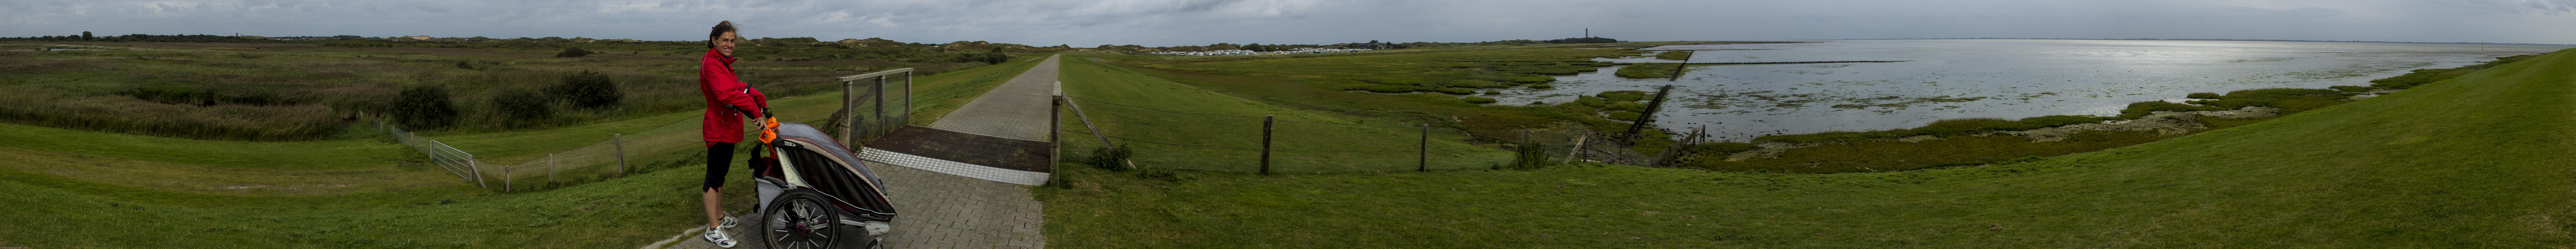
[1078,46,1678,153]
[0,42,1007,141]
[1654,50,1694,60]
[1057,55,1516,172]
[0,50,1046,247]
[1039,48,2576,247]
[1613,63,1689,78]
[1750,115,2111,144]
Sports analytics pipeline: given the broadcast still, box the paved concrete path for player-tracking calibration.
[657,55,1057,249]
[929,54,1060,141]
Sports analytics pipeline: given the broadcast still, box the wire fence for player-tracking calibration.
[372,68,909,192]
[839,68,913,147]
[1055,96,1659,173]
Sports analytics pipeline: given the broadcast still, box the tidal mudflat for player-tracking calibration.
[1490,39,2573,140]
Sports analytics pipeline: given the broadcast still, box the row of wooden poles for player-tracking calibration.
[1044,88,1598,177]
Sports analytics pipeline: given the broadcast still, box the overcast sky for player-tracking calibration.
[9,0,2576,46]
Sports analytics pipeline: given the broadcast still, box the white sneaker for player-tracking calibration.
[703,229,738,248]
[719,214,739,229]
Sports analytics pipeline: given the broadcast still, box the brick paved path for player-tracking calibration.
[653,163,1041,249]
[929,54,1059,141]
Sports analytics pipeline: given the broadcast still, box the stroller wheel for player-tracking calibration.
[760,190,840,249]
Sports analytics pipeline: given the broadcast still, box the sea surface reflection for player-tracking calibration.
[1489,39,2572,141]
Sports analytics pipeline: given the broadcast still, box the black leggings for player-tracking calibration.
[704,142,736,190]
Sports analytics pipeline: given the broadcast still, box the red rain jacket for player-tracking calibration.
[700,49,768,144]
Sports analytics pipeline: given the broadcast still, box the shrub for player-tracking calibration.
[1510,142,1552,170]
[1654,50,1695,60]
[1607,111,1642,121]
[1688,142,1763,155]
[1573,96,1606,108]
[1462,96,1497,104]
[1364,85,1415,93]
[1445,79,1502,88]
[393,85,460,129]
[1089,145,1135,171]
[1605,101,1647,112]
[548,70,623,109]
[1481,90,1502,95]
[1596,91,1648,101]
[1528,84,1554,89]
[555,47,593,58]
[2118,101,2223,119]
[1134,167,1193,182]
[1910,118,2020,136]
[2016,115,2109,128]
[490,89,552,127]
[2189,88,2348,112]
[1754,130,1907,144]
[1504,76,1555,84]
[1614,63,1685,78]
[2186,92,2220,99]
[1433,87,1477,95]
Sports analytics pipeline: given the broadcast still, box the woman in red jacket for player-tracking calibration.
[697,20,767,248]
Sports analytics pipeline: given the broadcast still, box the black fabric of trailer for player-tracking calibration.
[863,125,1052,173]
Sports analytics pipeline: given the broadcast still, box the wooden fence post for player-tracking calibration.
[548,153,556,186]
[1564,132,1588,164]
[504,165,512,192]
[842,76,854,147]
[613,134,626,176]
[1049,95,1062,185]
[873,76,887,138]
[1419,124,1430,172]
[1260,115,1274,176]
[470,156,486,190]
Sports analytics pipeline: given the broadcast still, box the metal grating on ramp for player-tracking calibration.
[858,125,1052,185]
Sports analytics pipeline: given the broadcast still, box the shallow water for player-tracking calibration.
[1488,39,2572,141]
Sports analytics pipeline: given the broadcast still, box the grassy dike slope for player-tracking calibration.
[0,57,1042,247]
[1038,49,2576,248]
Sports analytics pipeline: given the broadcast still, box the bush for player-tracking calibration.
[1596,91,1648,101]
[1089,145,1135,171]
[1364,85,1415,93]
[555,47,593,58]
[1504,76,1555,84]
[1462,96,1497,104]
[1607,111,1642,121]
[1482,90,1501,95]
[2189,88,2347,111]
[1528,84,1554,89]
[547,70,623,109]
[393,85,460,129]
[1614,63,1684,78]
[1510,142,1553,170]
[2186,92,2220,99]
[1134,167,1193,182]
[490,89,552,127]
[1605,101,1647,112]
[1751,115,2112,144]
[2118,101,2224,119]
[454,61,475,69]
[1573,96,1606,108]
[1444,79,1501,88]
[1433,87,1477,95]
[1688,142,1763,155]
